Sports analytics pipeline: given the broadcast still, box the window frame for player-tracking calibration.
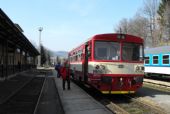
[144,56,150,64]
[162,54,170,65]
[152,55,159,65]
[94,41,120,61]
[122,43,143,62]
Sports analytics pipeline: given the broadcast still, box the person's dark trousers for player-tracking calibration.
[62,79,66,90]
[67,79,70,90]
[62,79,70,90]
[57,69,60,78]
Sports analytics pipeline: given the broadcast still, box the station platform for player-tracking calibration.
[144,78,170,87]
[53,70,113,114]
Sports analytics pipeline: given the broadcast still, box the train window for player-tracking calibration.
[94,41,120,60]
[144,57,149,64]
[153,56,158,64]
[78,54,81,61]
[75,55,78,61]
[163,55,169,64]
[122,43,143,61]
[98,48,107,57]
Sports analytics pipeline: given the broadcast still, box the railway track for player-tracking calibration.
[143,79,170,92]
[144,75,170,82]
[73,80,168,114]
[99,94,167,114]
[121,94,166,114]
[0,76,46,114]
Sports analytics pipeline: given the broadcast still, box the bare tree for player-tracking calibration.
[114,0,160,47]
[40,45,53,66]
[114,13,149,47]
[164,0,170,44]
[114,18,129,34]
[128,13,149,47]
[143,0,159,47]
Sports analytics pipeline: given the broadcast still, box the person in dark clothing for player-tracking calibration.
[61,60,70,90]
[55,62,61,78]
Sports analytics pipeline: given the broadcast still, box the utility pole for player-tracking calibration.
[38,27,43,67]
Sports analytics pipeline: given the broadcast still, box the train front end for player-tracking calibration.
[88,34,144,94]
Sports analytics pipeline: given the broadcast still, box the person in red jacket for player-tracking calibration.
[61,60,70,90]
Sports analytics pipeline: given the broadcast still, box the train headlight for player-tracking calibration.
[141,66,144,71]
[136,66,140,71]
[117,34,126,39]
[120,77,123,81]
[94,64,106,74]
[95,65,100,69]
[95,65,106,70]
[135,65,144,72]
[100,65,105,70]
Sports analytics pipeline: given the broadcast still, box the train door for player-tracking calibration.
[83,42,89,83]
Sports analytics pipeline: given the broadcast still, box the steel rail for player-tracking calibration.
[144,80,170,89]
[33,73,47,114]
[105,101,130,114]
[0,76,35,104]
[124,94,167,114]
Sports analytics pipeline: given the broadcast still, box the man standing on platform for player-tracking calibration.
[61,60,70,90]
[55,62,61,78]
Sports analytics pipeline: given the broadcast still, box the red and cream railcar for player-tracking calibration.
[69,33,144,94]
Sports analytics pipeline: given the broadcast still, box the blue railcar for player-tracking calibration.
[144,46,170,76]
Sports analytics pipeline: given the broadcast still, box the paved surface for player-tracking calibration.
[4,68,169,114]
[0,71,34,104]
[36,76,64,114]
[53,70,113,114]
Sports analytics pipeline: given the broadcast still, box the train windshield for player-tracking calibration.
[122,43,143,61]
[94,41,120,60]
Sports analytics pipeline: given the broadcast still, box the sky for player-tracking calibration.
[0,0,144,52]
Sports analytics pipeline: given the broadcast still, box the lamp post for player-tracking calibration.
[38,27,43,67]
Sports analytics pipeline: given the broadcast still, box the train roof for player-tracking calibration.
[92,33,143,41]
[69,33,143,53]
[145,46,170,55]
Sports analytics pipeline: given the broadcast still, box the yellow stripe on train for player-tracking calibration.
[101,91,135,94]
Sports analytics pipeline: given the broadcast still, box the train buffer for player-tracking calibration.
[54,70,112,114]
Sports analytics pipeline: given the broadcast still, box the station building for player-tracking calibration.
[0,9,39,81]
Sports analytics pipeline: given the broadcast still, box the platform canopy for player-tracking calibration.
[0,8,39,56]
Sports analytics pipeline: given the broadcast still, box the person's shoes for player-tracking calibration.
[63,88,65,90]
[68,88,71,90]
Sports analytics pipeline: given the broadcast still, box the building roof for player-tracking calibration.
[0,8,39,56]
[145,46,170,55]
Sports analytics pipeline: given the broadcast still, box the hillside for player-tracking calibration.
[53,51,68,58]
